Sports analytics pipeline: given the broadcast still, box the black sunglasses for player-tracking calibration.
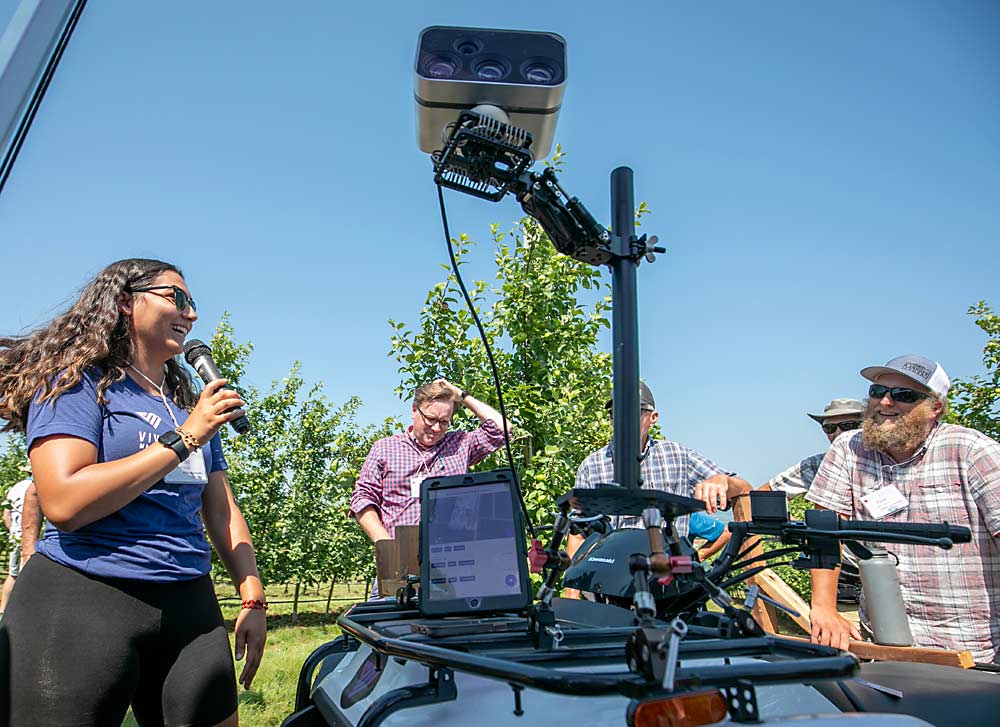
[868,384,928,405]
[821,420,861,434]
[130,285,197,313]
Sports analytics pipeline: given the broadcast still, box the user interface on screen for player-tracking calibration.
[424,482,523,602]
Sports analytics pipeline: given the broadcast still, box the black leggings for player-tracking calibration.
[0,555,237,727]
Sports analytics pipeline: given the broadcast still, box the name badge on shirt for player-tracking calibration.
[164,449,209,485]
[860,485,907,520]
[410,474,426,499]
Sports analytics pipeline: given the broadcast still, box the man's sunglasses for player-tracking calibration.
[868,384,928,405]
[130,285,197,313]
[821,420,861,434]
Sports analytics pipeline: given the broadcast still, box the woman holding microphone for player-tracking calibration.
[0,258,265,727]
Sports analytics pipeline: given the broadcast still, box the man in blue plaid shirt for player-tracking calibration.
[566,381,750,577]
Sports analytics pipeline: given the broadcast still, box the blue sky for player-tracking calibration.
[1,1,998,487]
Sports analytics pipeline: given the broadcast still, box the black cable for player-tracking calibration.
[717,566,767,592]
[717,562,794,592]
[0,0,89,198]
[736,537,766,561]
[435,184,536,539]
[728,546,802,572]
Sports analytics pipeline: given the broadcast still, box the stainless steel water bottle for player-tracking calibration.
[859,547,913,646]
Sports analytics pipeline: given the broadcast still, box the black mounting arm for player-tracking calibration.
[516,167,612,264]
[528,503,573,606]
[515,166,665,267]
[431,109,664,268]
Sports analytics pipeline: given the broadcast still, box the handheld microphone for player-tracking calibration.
[182,339,250,434]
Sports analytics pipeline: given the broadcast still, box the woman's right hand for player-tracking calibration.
[181,378,245,445]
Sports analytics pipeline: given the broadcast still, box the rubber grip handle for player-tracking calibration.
[842,520,971,544]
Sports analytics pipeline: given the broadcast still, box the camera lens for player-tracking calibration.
[522,61,557,84]
[453,36,483,55]
[474,58,510,81]
[424,53,459,79]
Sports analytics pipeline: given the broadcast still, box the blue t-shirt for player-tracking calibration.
[26,369,227,582]
[688,511,725,543]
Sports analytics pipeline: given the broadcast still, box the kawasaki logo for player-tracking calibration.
[587,557,615,564]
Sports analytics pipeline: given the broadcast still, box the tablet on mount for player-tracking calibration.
[418,469,532,616]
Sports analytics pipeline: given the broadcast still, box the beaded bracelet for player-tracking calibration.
[175,427,203,451]
[241,599,268,610]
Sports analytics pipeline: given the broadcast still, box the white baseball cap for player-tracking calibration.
[860,354,950,398]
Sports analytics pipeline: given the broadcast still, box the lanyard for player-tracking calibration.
[127,364,182,430]
[406,433,441,475]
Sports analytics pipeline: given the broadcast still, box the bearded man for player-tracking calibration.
[805,355,1000,663]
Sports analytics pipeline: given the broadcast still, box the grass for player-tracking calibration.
[121,581,368,727]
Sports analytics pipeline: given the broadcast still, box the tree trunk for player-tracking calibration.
[292,581,301,625]
[325,579,336,619]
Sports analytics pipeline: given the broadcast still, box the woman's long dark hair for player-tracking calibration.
[0,258,198,432]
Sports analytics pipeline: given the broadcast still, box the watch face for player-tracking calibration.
[159,431,182,445]
[158,430,188,461]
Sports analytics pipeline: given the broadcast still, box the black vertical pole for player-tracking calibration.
[610,167,641,489]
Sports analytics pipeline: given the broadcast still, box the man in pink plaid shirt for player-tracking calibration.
[806,354,1000,663]
[351,379,510,546]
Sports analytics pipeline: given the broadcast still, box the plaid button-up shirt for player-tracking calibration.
[351,420,506,538]
[575,438,731,538]
[768,452,825,499]
[807,423,1000,662]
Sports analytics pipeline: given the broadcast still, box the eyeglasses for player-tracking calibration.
[130,285,197,313]
[416,407,452,429]
[821,420,862,434]
[868,384,928,405]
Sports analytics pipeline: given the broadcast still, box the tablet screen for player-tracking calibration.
[419,472,530,615]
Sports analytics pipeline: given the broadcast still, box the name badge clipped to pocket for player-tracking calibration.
[164,448,209,486]
[860,485,908,520]
[410,474,426,499]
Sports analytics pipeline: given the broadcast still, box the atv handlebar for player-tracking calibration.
[840,519,971,543]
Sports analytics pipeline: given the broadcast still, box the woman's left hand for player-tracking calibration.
[234,606,267,690]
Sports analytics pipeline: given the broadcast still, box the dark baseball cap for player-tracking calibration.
[605,380,656,412]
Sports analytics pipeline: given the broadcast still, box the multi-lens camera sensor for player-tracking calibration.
[414,26,567,157]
